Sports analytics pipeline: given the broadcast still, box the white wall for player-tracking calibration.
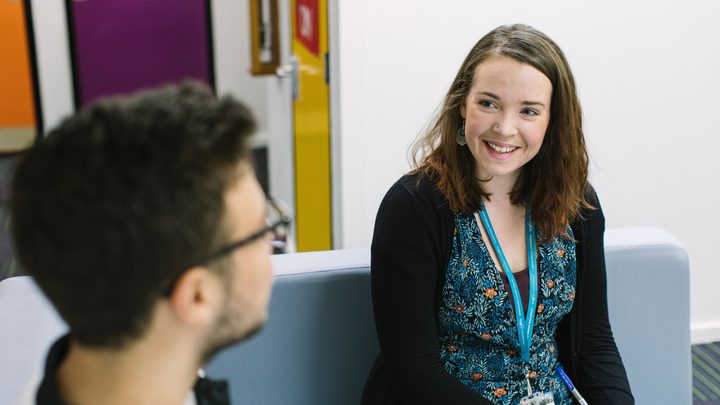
[335,0,720,342]
[29,0,74,132]
[212,0,273,145]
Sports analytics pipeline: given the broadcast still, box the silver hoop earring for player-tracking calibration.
[456,119,467,146]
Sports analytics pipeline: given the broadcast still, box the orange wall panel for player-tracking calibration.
[0,1,36,128]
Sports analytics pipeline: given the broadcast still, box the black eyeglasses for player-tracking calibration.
[162,198,292,296]
[190,198,293,266]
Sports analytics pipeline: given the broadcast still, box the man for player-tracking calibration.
[10,82,288,404]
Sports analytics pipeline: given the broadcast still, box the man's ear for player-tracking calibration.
[167,267,223,327]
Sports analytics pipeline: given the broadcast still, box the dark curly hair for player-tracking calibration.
[10,81,256,348]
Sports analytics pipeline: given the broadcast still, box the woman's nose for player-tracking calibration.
[494,113,518,137]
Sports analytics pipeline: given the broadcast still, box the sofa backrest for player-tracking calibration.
[0,228,690,404]
[206,248,376,404]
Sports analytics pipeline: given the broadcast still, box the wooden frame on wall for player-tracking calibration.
[249,0,280,75]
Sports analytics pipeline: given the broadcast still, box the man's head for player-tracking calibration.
[10,82,274,356]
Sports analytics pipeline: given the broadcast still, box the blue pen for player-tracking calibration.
[555,366,589,405]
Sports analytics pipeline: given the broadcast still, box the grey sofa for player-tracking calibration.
[0,227,690,404]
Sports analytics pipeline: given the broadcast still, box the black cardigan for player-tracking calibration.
[361,173,633,405]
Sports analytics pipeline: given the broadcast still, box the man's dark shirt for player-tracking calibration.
[35,335,231,405]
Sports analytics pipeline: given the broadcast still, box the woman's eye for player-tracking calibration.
[479,100,496,109]
[521,108,540,117]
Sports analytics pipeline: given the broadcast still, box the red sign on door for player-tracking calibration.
[295,0,319,56]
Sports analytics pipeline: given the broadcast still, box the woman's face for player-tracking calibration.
[460,54,552,184]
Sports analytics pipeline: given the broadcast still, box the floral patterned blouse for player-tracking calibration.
[438,212,577,404]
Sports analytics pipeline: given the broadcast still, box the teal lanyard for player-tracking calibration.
[478,205,538,363]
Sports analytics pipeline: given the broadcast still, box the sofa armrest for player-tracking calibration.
[604,227,691,405]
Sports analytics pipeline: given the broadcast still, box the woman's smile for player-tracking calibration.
[483,140,520,157]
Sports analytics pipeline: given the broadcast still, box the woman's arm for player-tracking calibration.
[574,189,634,404]
[370,178,490,405]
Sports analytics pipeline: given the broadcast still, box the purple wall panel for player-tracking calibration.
[70,0,212,107]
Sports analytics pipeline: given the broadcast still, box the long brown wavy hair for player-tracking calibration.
[411,24,592,241]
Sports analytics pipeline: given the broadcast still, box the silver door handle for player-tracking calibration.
[275,57,299,100]
[275,64,294,78]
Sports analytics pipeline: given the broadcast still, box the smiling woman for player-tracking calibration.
[362,24,633,405]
